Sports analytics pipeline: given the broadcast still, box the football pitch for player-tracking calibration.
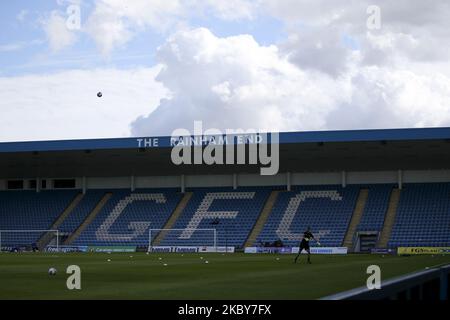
[0,253,449,300]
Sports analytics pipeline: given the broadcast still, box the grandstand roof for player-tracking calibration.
[1,127,450,153]
[1,127,450,178]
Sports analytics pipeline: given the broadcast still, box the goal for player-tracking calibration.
[0,230,60,252]
[147,228,217,252]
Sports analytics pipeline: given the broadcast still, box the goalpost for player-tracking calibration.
[147,228,217,253]
[0,230,60,253]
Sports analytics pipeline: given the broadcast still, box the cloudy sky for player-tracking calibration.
[1,0,450,142]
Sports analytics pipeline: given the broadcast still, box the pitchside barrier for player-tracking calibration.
[244,247,348,254]
[148,228,218,252]
[45,245,135,253]
[44,245,235,253]
[371,248,396,254]
[46,245,88,253]
[149,246,235,253]
[0,230,59,252]
[321,264,450,300]
[398,247,450,255]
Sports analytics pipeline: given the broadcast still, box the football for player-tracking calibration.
[48,267,57,276]
[97,92,102,98]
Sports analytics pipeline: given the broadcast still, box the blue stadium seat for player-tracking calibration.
[73,189,182,247]
[388,183,450,247]
[256,185,359,247]
[357,184,393,232]
[159,187,271,248]
[58,190,105,234]
[1,183,450,249]
[0,190,77,246]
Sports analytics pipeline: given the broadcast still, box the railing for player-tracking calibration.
[321,264,450,300]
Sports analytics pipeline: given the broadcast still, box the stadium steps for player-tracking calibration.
[377,188,401,248]
[243,190,280,248]
[342,188,369,251]
[64,192,113,245]
[151,192,193,246]
[36,192,84,249]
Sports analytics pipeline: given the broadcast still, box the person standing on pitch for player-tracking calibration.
[294,227,320,264]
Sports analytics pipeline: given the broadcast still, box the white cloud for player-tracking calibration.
[130,28,450,137]
[0,42,26,52]
[0,67,167,142]
[13,1,450,142]
[280,26,357,77]
[0,39,44,53]
[41,0,450,63]
[82,0,264,55]
[131,28,349,135]
[56,0,82,5]
[201,0,260,20]
[83,0,185,56]
[16,10,29,22]
[84,3,133,56]
[263,0,450,68]
[325,66,450,130]
[42,11,77,52]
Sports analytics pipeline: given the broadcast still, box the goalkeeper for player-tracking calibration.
[294,227,320,264]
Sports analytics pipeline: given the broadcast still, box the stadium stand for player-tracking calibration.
[357,185,393,232]
[58,190,105,234]
[388,183,450,247]
[72,189,183,247]
[0,190,77,246]
[1,127,450,253]
[1,183,450,249]
[256,185,359,247]
[159,187,271,248]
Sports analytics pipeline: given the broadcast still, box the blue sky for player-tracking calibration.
[0,0,286,76]
[1,1,450,142]
[1,1,155,75]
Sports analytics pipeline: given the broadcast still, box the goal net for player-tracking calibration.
[148,228,217,252]
[0,230,60,252]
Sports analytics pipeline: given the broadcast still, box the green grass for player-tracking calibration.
[0,252,449,300]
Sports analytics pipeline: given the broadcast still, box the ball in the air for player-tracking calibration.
[97,92,102,98]
[48,267,57,276]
